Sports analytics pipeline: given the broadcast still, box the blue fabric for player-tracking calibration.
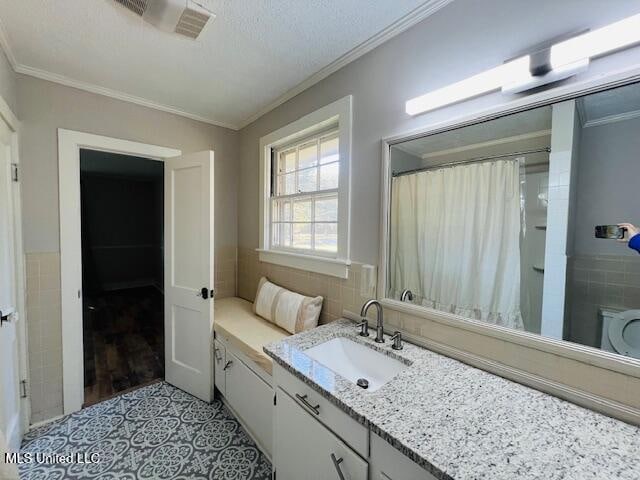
[629,233,640,254]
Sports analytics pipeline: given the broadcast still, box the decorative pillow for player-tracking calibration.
[253,277,323,334]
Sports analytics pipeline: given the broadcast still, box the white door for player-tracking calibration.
[164,151,214,402]
[0,116,21,451]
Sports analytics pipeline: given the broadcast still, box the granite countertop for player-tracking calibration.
[263,319,640,480]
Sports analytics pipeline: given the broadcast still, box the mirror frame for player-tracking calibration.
[378,64,640,379]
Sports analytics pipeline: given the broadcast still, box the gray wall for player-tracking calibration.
[0,49,16,113]
[574,117,640,257]
[237,0,640,265]
[16,74,239,253]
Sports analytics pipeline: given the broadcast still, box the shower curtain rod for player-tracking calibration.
[392,147,551,177]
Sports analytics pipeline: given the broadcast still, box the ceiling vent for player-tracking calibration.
[113,0,214,39]
[114,0,149,16]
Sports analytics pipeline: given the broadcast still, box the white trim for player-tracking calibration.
[258,96,352,278]
[377,67,640,392]
[257,249,351,279]
[0,1,451,132]
[0,92,29,439]
[0,18,17,69]
[14,64,238,130]
[418,129,552,159]
[236,0,452,128]
[58,129,180,415]
[582,108,640,128]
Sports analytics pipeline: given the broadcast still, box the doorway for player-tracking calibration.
[80,150,164,405]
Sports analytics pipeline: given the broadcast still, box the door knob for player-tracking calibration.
[197,287,209,299]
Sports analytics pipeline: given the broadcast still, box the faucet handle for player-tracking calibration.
[356,319,369,337]
[390,331,403,350]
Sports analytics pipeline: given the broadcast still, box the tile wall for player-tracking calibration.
[237,247,640,414]
[25,252,63,423]
[568,254,640,348]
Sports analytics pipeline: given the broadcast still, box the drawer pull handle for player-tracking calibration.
[330,453,346,480]
[223,360,233,371]
[214,348,222,362]
[295,393,320,415]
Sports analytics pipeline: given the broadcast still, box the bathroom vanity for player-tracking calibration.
[265,319,640,480]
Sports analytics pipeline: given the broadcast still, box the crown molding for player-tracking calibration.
[0,17,17,68]
[419,129,552,159]
[236,0,454,129]
[583,108,640,128]
[13,64,240,130]
[0,0,453,132]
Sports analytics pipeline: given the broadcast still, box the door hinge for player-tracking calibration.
[11,163,18,182]
[20,380,27,398]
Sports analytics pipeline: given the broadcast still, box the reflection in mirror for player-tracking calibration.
[387,81,640,360]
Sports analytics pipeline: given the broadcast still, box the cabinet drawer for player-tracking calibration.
[274,363,368,458]
[275,387,367,480]
[225,351,273,458]
[213,339,226,396]
[370,432,437,480]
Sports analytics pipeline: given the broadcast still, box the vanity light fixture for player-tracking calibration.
[406,13,640,115]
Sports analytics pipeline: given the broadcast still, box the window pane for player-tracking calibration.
[272,221,281,246]
[293,200,312,222]
[297,167,318,192]
[320,136,339,164]
[299,142,318,169]
[279,150,296,174]
[319,163,339,190]
[282,223,291,247]
[271,199,279,222]
[282,201,291,222]
[279,172,296,195]
[314,223,338,252]
[292,223,311,249]
[315,197,338,222]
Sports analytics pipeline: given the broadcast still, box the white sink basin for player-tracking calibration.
[303,337,408,392]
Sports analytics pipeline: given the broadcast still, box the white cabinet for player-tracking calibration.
[213,339,226,396]
[225,351,273,458]
[370,432,437,480]
[274,387,368,480]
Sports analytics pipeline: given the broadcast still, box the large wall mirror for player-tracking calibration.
[385,80,640,362]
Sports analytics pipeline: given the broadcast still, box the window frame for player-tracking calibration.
[258,96,352,278]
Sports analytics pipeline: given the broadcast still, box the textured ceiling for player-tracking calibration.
[0,0,448,129]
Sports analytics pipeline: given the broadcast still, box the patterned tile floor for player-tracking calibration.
[19,382,272,480]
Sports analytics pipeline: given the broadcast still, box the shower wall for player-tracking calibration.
[568,116,640,347]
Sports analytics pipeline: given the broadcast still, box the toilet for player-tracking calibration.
[600,309,640,359]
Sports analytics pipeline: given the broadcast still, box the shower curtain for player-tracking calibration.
[390,159,524,329]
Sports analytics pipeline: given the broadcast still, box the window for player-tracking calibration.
[271,131,339,254]
[259,96,351,278]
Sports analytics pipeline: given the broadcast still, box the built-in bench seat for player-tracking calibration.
[213,296,292,459]
[214,297,290,376]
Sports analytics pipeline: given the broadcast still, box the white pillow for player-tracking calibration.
[253,277,323,334]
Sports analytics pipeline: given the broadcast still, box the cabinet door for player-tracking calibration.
[225,351,273,458]
[274,387,367,480]
[370,432,437,480]
[213,339,226,396]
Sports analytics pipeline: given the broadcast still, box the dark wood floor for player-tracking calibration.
[83,286,164,407]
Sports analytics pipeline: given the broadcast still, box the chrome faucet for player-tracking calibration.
[400,289,414,302]
[355,319,369,337]
[389,331,403,350]
[360,299,385,343]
